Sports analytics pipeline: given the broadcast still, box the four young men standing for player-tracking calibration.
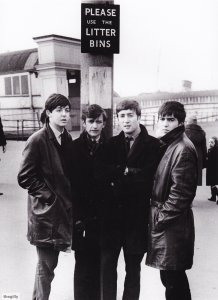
[18,95,197,300]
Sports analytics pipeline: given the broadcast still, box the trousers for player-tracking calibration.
[74,249,101,300]
[32,247,59,300]
[101,248,144,300]
[160,270,192,300]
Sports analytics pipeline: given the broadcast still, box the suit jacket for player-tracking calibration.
[17,124,73,251]
[100,124,160,254]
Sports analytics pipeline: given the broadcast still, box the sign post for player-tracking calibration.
[81,0,119,138]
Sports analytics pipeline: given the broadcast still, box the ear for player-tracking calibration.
[137,115,141,122]
[46,110,51,118]
[179,122,184,126]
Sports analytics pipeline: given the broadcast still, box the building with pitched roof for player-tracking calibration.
[0,34,81,138]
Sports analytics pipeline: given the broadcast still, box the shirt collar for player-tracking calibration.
[86,132,101,143]
[124,126,141,141]
[49,124,64,144]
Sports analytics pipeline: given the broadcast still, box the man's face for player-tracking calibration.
[83,114,105,139]
[47,105,70,131]
[157,114,180,137]
[117,109,140,136]
[209,138,215,149]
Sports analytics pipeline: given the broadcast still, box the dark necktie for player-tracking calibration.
[90,139,98,155]
[125,136,133,153]
[60,133,65,147]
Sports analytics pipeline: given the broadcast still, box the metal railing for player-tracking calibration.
[2,112,41,140]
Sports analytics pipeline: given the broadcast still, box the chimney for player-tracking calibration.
[182,80,192,92]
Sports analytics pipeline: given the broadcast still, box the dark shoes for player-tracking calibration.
[208,196,218,204]
[208,197,216,202]
[0,192,3,196]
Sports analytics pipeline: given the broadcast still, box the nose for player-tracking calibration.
[61,109,67,116]
[163,119,169,127]
[93,122,98,128]
[123,115,130,123]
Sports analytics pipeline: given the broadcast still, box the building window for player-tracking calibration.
[21,75,29,94]
[4,75,29,96]
[4,77,12,95]
[13,76,20,95]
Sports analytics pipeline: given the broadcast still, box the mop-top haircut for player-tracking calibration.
[116,99,141,117]
[158,101,186,124]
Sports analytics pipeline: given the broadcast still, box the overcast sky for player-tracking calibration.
[0,0,218,96]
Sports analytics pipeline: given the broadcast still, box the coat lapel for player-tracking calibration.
[127,125,148,161]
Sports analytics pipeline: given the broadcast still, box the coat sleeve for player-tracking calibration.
[155,149,197,230]
[17,136,54,203]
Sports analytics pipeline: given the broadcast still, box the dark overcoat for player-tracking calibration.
[206,146,218,186]
[185,123,207,185]
[146,128,198,270]
[71,131,107,250]
[0,117,6,147]
[101,125,160,254]
[17,125,73,251]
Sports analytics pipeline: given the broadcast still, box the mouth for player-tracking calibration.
[90,130,99,134]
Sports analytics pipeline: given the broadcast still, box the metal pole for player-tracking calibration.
[81,0,114,138]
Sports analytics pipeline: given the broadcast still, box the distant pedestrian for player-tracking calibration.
[0,115,6,196]
[185,115,207,185]
[206,136,218,203]
[17,93,73,300]
[146,101,198,300]
[0,116,6,153]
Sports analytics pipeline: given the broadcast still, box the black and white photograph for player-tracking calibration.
[0,0,218,299]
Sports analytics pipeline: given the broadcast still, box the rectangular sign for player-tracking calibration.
[81,3,120,54]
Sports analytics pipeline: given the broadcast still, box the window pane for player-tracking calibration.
[13,76,20,95]
[21,75,29,94]
[4,77,12,95]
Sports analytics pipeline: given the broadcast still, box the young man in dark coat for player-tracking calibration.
[0,116,6,153]
[100,99,160,300]
[146,101,198,300]
[71,104,107,300]
[185,115,207,185]
[206,136,218,203]
[0,116,6,196]
[17,94,73,300]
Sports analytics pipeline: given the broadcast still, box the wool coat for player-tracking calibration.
[206,146,218,186]
[185,123,207,185]
[146,126,198,270]
[100,125,160,254]
[17,125,73,251]
[71,131,107,250]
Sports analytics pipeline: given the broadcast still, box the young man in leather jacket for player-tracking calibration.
[146,101,198,300]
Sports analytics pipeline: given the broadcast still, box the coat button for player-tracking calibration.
[110,182,114,186]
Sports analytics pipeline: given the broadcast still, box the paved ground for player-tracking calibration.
[0,123,218,299]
